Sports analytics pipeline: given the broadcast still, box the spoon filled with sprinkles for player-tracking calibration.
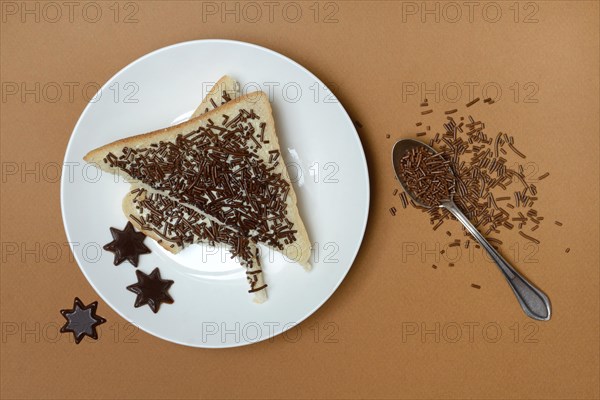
[392,139,551,321]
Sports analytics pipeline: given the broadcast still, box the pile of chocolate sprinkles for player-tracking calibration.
[397,146,455,207]
[392,98,560,251]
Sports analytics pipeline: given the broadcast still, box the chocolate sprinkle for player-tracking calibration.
[466,98,480,107]
[538,172,550,180]
[518,231,540,244]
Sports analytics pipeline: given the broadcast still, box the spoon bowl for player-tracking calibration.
[392,138,454,208]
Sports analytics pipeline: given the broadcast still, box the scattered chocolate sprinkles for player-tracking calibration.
[565,248,570,253]
[554,221,563,226]
[471,284,481,289]
[392,101,556,264]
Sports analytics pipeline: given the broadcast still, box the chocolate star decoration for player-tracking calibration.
[126,268,174,313]
[103,221,151,267]
[60,297,106,344]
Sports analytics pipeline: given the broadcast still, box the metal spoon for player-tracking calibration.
[392,139,551,321]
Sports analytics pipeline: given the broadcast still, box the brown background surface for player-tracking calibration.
[1,1,599,399]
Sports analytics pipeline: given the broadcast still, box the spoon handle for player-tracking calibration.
[442,201,551,321]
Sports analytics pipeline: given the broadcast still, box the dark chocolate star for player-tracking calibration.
[60,297,106,344]
[126,268,174,313]
[103,221,151,267]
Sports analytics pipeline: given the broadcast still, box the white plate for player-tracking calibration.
[61,40,369,348]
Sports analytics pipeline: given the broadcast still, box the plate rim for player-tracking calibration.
[60,39,370,348]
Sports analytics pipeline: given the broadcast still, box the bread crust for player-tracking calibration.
[192,75,239,118]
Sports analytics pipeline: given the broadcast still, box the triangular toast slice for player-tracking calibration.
[85,90,312,301]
